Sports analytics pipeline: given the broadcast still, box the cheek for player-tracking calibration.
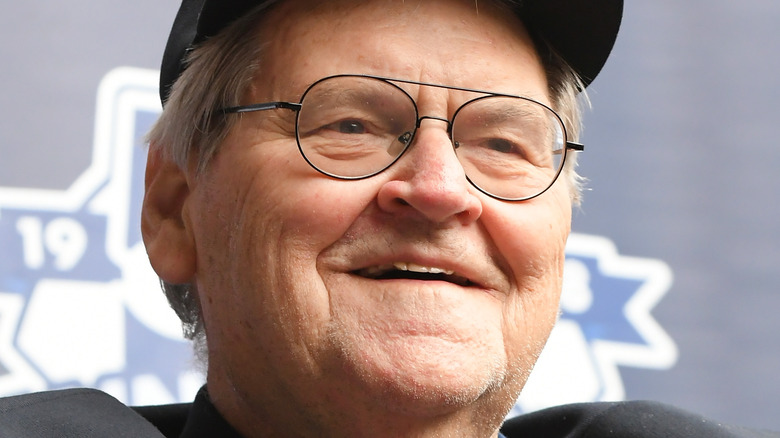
[190,150,385,370]
[482,192,571,362]
[208,136,382,256]
[191,148,383,317]
[486,192,571,287]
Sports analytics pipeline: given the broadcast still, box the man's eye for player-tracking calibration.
[484,138,517,154]
[326,120,367,134]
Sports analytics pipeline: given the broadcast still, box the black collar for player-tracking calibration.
[180,386,244,438]
[134,386,244,438]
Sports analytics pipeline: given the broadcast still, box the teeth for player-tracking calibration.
[356,262,470,286]
[360,265,389,277]
[393,262,454,276]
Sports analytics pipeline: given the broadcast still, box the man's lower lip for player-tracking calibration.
[351,273,477,288]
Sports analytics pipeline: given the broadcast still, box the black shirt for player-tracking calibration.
[0,386,777,437]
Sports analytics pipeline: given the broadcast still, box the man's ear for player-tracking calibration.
[141,145,196,284]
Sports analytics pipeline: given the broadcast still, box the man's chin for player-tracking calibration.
[334,334,511,415]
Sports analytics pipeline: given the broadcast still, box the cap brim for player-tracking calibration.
[160,0,623,103]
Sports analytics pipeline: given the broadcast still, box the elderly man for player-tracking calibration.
[142,0,601,435]
[0,0,777,437]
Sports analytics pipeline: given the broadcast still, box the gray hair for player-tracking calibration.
[146,0,588,358]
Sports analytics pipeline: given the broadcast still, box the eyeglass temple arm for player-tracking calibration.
[555,142,584,155]
[220,101,302,114]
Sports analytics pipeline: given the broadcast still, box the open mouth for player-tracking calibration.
[354,262,473,287]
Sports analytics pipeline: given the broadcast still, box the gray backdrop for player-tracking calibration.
[1,0,778,431]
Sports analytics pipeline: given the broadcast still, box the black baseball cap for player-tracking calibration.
[159,0,624,104]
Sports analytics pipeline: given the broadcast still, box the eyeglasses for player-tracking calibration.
[219,74,583,201]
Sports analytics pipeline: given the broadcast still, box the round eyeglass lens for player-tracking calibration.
[451,95,566,200]
[295,76,419,179]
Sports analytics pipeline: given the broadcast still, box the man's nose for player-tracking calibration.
[376,120,483,225]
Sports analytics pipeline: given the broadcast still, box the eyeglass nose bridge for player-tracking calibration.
[416,115,451,129]
[397,114,455,148]
[399,115,454,144]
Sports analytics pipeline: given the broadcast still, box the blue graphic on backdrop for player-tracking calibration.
[0,67,200,404]
[512,234,678,414]
[0,67,677,408]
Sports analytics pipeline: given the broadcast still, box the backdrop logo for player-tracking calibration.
[0,68,677,408]
[512,234,678,414]
[0,67,198,405]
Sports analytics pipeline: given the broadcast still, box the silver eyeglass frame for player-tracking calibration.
[219,74,584,202]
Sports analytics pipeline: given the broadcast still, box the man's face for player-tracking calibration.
[163,0,571,433]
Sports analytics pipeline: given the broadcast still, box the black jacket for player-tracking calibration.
[0,387,776,437]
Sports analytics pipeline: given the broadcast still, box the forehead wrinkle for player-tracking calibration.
[256,0,548,113]
[462,100,545,126]
[309,79,392,103]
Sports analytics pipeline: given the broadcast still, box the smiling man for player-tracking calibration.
[143,0,586,436]
[1,0,778,437]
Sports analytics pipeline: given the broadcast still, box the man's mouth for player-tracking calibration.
[354,262,472,287]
